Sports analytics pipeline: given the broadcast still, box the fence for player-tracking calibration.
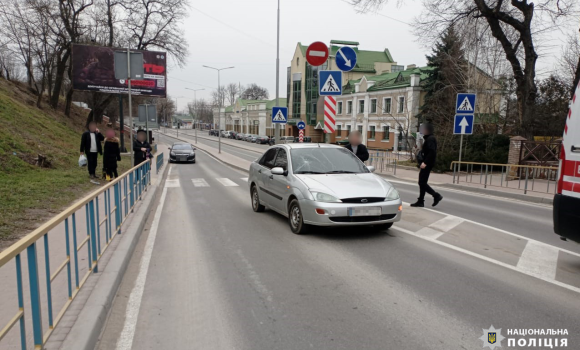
[367,156,399,175]
[156,152,164,174]
[367,148,408,161]
[0,160,152,350]
[451,161,558,195]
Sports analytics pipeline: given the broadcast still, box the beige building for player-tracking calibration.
[214,98,287,136]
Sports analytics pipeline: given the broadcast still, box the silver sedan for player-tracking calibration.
[248,143,402,234]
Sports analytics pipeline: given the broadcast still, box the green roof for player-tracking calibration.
[225,105,234,113]
[330,46,394,73]
[343,66,434,94]
[266,98,287,109]
[330,40,359,46]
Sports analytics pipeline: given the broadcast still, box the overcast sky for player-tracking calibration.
[168,0,576,110]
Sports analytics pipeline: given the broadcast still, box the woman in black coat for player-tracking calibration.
[103,129,121,179]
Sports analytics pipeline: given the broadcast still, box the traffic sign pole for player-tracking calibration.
[275,0,281,145]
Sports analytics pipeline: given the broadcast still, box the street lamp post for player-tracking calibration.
[203,65,234,153]
[186,87,205,144]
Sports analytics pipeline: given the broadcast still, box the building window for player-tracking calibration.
[347,125,351,136]
[369,125,376,140]
[337,124,342,138]
[357,125,363,134]
[296,57,299,67]
[398,96,405,113]
[359,100,365,114]
[370,99,377,113]
[383,98,391,114]
[347,101,352,114]
[337,101,343,114]
[382,126,390,140]
[392,65,404,73]
[292,80,301,119]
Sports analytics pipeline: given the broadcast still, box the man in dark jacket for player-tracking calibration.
[411,123,443,207]
[80,121,104,178]
[133,129,151,166]
[345,130,369,162]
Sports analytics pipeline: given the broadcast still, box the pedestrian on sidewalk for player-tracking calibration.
[411,123,443,207]
[80,121,104,179]
[133,129,151,166]
[345,130,369,162]
[103,128,121,181]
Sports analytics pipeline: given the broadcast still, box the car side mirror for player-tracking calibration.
[271,167,286,176]
[168,147,172,150]
[367,166,375,173]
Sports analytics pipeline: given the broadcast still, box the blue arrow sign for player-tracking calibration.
[297,120,306,130]
[456,93,477,114]
[319,71,342,96]
[335,47,357,72]
[454,114,474,135]
[272,107,288,124]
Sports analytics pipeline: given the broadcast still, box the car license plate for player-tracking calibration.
[178,156,187,162]
[348,207,382,217]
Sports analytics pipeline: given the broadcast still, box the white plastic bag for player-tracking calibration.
[79,154,87,167]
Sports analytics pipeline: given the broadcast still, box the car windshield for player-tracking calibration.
[173,144,191,150]
[290,148,369,174]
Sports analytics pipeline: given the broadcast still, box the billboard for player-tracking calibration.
[72,44,167,97]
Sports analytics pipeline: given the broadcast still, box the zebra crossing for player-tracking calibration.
[167,177,249,188]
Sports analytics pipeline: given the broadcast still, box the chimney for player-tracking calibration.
[406,64,416,70]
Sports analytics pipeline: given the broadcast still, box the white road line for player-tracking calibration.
[241,177,248,182]
[216,178,239,187]
[392,226,580,295]
[192,178,210,187]
[517,241,559,280]
[116,187,169,350]
[429,216,464,233]
[165,179,180,188]
[415,227,445,240]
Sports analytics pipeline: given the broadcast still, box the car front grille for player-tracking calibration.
[329,214,397,223]
[340,197,385,204]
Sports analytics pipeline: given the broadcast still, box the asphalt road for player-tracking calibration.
[159,131,578,254]
[97,150,580,350]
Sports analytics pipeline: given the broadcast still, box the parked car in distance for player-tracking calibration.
[169,142,196,164]
[255,135,270,144]
[209,129,218,136]
[245,134,256,142]
[279,136,295,144]
[250,135,259,143]
[248,144,402,234]
[293,136,312,143]
[237,133,246,140]
[228,131,237,139]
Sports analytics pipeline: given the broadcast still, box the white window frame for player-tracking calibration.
[370,98,377,114]
[368,124,377,140]
[347,101,353,114]
[397,96,405,113]
[358,100,365,114]
[346,124,352,136]
[381,124,391,142]
[383,97,392,114]
[337,101,343,114]
[336,124,342,138]
[357,125,363,134]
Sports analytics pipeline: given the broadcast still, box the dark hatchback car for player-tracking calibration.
[255,135,270,144]
[169,142,196,163]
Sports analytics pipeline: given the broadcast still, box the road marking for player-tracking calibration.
[392,225,580,295]
[192,178,210,187]
[216,178,239,187]
[116,187,168,350]
[165,179,180,188]
[517,241,559,280]
[241,177,248,182]
[429,216,464,233]
[415,227,445,240]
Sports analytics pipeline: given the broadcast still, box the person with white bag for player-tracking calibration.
[80,121,104,179]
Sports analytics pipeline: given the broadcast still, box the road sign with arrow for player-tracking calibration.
[335,46,357,72]
[454,114,474,135]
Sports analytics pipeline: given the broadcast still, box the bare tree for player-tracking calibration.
[559,30,580,98]
[241,83,269,100]
[226,83,240,105]
[211,86,227,108]
[188,99,214,123]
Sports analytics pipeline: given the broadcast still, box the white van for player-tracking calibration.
[554,81,580,243]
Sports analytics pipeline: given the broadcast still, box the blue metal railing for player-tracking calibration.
[156,152,164,174]
[0,160,152,349]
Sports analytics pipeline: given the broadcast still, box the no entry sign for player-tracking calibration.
[306,42,329,67]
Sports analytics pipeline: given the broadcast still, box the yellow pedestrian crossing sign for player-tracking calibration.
[319,71,342,96]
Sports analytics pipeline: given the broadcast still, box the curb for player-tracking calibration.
[61,163,170,350]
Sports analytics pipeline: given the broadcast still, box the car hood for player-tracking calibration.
[295,173,392,199]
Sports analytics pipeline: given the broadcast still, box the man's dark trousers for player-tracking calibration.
[418,166,436,200]
[87,152,98,176]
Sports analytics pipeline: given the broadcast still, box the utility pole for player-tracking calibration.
[274,0,281,144]
[186,87,205,144]
[203,65,234,153]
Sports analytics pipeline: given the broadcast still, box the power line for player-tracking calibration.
[168,76,216,90]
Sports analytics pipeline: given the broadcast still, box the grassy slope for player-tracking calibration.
[0,79,130,243]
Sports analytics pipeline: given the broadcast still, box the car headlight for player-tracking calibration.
[310,191,341,203]
[170,152,175,156]
[385,187,400,201]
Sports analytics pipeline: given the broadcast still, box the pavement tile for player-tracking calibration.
[555,251,580,289]
[437,221,527,266]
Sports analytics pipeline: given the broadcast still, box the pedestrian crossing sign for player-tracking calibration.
[272,107,288,124]
[319,71,342,96]
[456,93,477,114]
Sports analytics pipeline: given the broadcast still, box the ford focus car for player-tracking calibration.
[248,144,402,234]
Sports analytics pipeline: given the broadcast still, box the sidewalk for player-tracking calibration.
[0,144,169,350]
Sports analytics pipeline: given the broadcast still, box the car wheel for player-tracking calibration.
[375,223,393,231]
[192,160,196,164]
[251,186,265,212]
[288,199,308,235]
